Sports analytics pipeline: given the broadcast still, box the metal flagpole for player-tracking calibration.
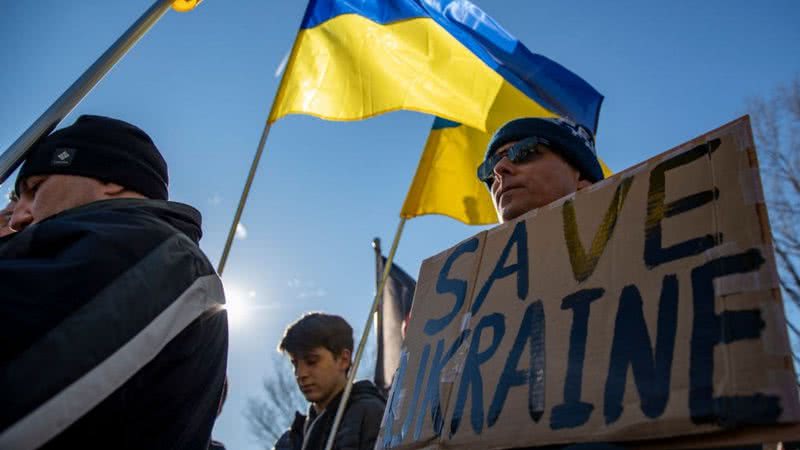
[372,237,385,391]
[0,0,178,185]
[324,217,407,450]
[216,10,297,276]
[373,237,384,369]
[216,122,272,275]
[373,237,382,290]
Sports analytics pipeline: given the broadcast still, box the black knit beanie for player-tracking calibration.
[15,115,168,200]
[484,117,604,184]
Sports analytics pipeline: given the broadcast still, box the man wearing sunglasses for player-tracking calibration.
[477,117,605,222]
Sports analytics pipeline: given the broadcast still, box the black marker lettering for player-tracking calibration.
[690,249,780,426]
[604,275,678,424]
[425,238,480,336]
[414,330,471,440]
[450,313,505,437]
[550,288,604,429]
[471,221,529,316]
[644,139,722,268]
[488,301,546,427]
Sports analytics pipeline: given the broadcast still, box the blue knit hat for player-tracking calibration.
[483,117,604,184]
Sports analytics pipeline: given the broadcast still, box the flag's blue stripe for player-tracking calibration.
[432,117,461,130]
[300,0,603,133]
[300,0,425,29]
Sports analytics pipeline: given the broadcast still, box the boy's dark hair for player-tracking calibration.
[278,312,354,358]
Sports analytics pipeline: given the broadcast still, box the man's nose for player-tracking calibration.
[493,156,515,183]
[9,206,33,232]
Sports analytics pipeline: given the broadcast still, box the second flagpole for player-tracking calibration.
[324,217,407,450]
[216,121,272,275]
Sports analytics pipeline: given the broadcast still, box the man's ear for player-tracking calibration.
[101,182,147,199]
[101,182,127,197]
[576,176,593,191]
[338,348,352,372]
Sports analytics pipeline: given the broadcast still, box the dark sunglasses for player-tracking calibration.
[477,136,551,185]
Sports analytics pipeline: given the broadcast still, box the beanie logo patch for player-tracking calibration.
[51,148,77,166]
[553,118,596,154]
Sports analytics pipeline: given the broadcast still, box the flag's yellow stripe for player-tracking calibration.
[599,158,613,178]
[269,15,555,131]
[401,124,497,224]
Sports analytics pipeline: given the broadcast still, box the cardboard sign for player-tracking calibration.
[377,117,800,449]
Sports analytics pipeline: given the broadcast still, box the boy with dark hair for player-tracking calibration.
[274,312,386,450]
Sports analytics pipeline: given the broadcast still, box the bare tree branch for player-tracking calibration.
[787,319,800,341]
[776,246,800,307]
[243,355,307,448]
[750,74,800,378]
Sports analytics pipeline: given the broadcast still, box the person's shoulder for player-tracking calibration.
[48,198,216,293]
[347,380,387,412]
[352,379,385,396]
[42,199,206,254]
[75,199,202,236]
[274,412,306,450]
[336,381,385,450]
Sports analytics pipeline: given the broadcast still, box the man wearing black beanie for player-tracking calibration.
[476,116,605,223]
[0,115,228,450]
[9,114,168,229]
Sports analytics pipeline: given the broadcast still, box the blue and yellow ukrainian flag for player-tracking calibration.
[401,117,497,224]
[270,0,606,225]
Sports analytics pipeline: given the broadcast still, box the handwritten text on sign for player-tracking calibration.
[378,118,798,449]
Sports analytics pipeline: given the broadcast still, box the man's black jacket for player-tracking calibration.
[0,199,228,450]
[274,380,387,450]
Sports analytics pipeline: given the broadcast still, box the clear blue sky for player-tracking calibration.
[2,1,799,449]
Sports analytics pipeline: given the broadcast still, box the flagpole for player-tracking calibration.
[216,121,272,275]
[372,236,385,391]
[216,16,299,276]
[324,218,407,450]
[372,237,382,290]
[0,0,177,185]
[372,236,384,360]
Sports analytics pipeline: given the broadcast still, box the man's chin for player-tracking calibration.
[302,392,319,403]
[500,199,548,222]
[500,205,524,223]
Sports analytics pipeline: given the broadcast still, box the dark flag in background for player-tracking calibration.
[373,239,416,395]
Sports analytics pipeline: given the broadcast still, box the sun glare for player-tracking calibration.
[222,283,259,328]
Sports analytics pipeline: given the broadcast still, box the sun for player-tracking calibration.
[222,282,257,328]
